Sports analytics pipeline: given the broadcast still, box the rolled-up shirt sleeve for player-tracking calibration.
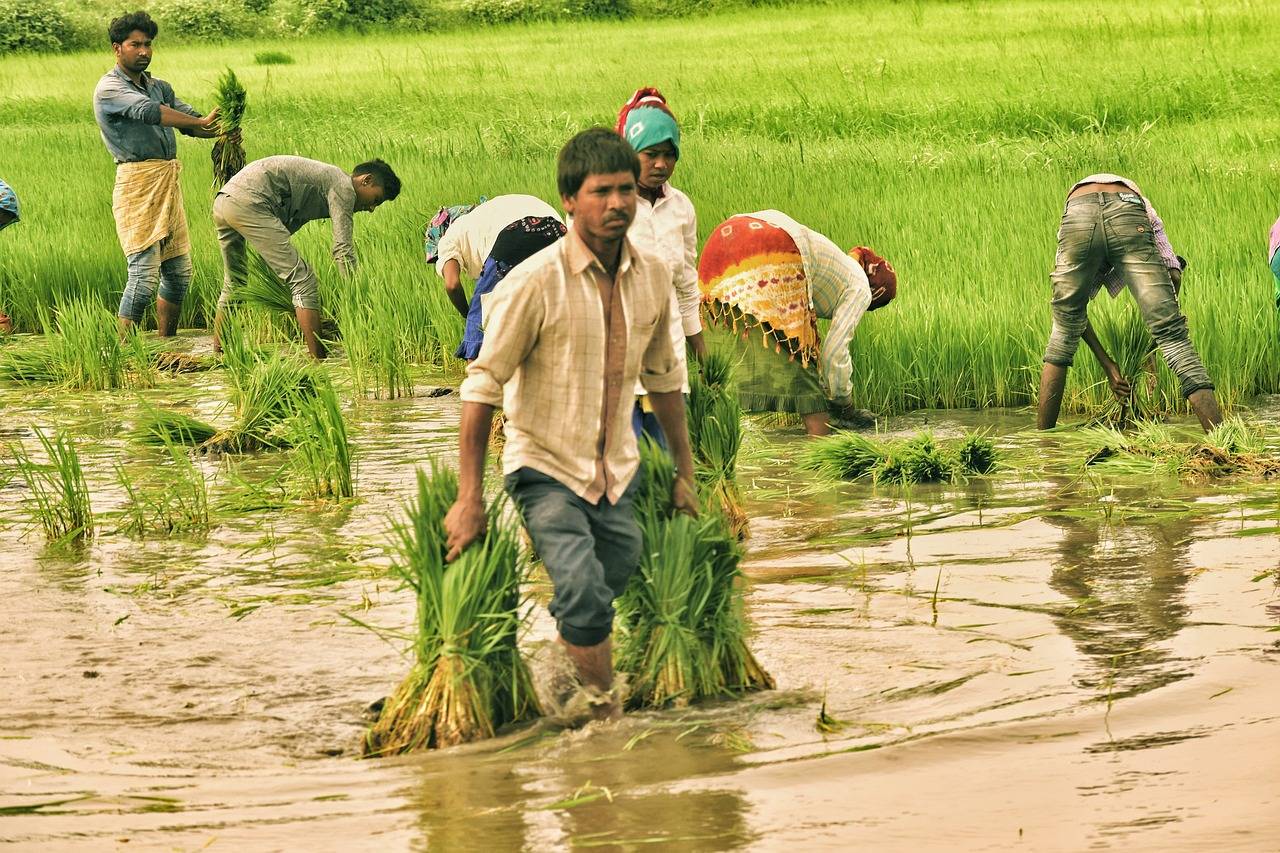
[639,291,683,394]
[460,270,545,407]
[97,77,161,125]
[810,234,871,406]
[676,201,703,336]
[1143,199,1180,270]
[328,191,358,276]
[164,83,203,136]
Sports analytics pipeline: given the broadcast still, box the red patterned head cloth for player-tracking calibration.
[849,246,897,311]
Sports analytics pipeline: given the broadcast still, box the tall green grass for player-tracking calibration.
[0,299,154,390]
[2,1,1279,411]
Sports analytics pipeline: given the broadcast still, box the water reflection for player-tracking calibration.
[1044,493,1194,700]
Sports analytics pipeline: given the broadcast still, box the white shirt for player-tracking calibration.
[435,194,561,280]
[628,183,700,394]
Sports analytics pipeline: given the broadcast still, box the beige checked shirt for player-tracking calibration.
[460,227,683,504]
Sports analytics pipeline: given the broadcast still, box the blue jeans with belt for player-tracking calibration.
[1044,192,1213,398]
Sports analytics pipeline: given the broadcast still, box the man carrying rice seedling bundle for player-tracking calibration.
[444,128,698,724]
[1038,174,1222,432]
[211,155,402,359]
[94,11,225,339]
[700,211,897,437]
[616,87,707,447]
[0,178,18,334]
[424,195,566,361]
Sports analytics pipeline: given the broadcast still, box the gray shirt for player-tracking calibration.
[93,67,202,164]
[220,155,358,274]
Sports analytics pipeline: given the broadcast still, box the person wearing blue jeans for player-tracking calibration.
[1037,176,1222,432]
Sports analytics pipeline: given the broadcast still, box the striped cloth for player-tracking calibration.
[112,159,189,261]
[700,211,870,405]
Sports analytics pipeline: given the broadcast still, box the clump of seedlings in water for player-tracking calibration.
[335,276,414,400]
[114,438,211,537]
[236,253,341,343]
[800,430,998,485]
[211,68,246,187]
[1073,416,1280,481]
[614,441,774,709]
[287,380,355,500]
[364,465,539,755]
[0,299,155,391]
[9,427,94,544]
[687,349,748,538]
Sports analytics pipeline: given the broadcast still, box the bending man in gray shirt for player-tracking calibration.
[212,155,401,359]
[93,11,222,338]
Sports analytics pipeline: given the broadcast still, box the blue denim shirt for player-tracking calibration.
[93,66,202,164]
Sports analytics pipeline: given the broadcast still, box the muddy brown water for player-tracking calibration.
[2,338,1279,850]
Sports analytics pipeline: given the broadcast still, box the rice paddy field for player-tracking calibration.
[3,0,1280,849]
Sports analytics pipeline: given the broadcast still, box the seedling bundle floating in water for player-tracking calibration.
[800,430,997,485]
[687,350,748,539]
[364,466,540,755]
[614,441,774,709]
[1071,418,1280,481]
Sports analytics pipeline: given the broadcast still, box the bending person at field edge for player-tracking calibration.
[424,194,566,360]
[94,11,224,338]
[0,178,17,334]
[1269,212,1280,309]
[444,128,698,723]
[700,211,897,437]
[616,87,706,447]
[211,154,401,359]
[1037,174,1222,431]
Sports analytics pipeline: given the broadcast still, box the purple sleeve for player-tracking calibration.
[1143,197,1180,269]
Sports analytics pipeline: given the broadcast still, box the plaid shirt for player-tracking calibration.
[460,227,683,504]
[1070,174,1179,299]
[751,210,872,406]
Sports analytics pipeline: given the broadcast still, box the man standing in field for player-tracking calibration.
[211,154,401,359]
[1037,174,1222,431]
[93,11,222,338]
[443,128,698,722]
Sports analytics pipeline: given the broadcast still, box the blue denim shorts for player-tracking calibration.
[503,466,643,646]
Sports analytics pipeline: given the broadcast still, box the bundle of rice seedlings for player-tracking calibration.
[114,438,210,538]
[952,432,997,474]
[287,379,354,500]
[1090,310,1163,426]
[0,300,154,390]
[687,350,748,538]
[0,339,59,382]
[130,408,218,447]
[364,465,540,755]
[800,430,999,485]
[205,349,317,453]
[1068,417,1280,481]
[238,252,341,340]
[210,68,246,187]
[799,432,882,480]
[9,427,94,544]
[615,441,773,709]
[153,351,212,373]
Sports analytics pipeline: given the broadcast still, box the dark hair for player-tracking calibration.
[557,127,640,199]
[353,159,401,200]
[109,11,158,45]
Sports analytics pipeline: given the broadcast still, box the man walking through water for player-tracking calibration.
[1037,174,1222,431]
[93,11,222,337]
[444,128,698,723]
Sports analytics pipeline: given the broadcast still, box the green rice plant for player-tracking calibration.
[114,439,211,537]
[1065,417,1280,481]
[287,379,354,499]
[1088,308,1169,426]
[210,68,247,187]
[335,274,414,399]
[802,430,999,484]
[364,465,540,755]
[254,50,294,65]
[951,432,997,474]
[686,349,746,537]
[799,432,882,480]
[0,300,155,390]
[9,427,94,544]
[130,408,219,447]
[615,441,773,709]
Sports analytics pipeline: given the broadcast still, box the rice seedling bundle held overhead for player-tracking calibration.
[364,465,539,756]
[614,441,774,709]
[211,68,247,187]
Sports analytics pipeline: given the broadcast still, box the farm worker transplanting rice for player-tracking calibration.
[424,195,566,361]
[0,178,16,334]
[616,87,707,448]
[700,211,897,437]
[93,11,227,339]
[1037,174,1223,432]
[444,128,699,724]
[210,155,402,360]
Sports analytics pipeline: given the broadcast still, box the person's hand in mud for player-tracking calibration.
[672,474,699,518]
[444,496,487,562]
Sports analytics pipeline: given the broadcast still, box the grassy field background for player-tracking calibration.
[1,0,1278,414]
